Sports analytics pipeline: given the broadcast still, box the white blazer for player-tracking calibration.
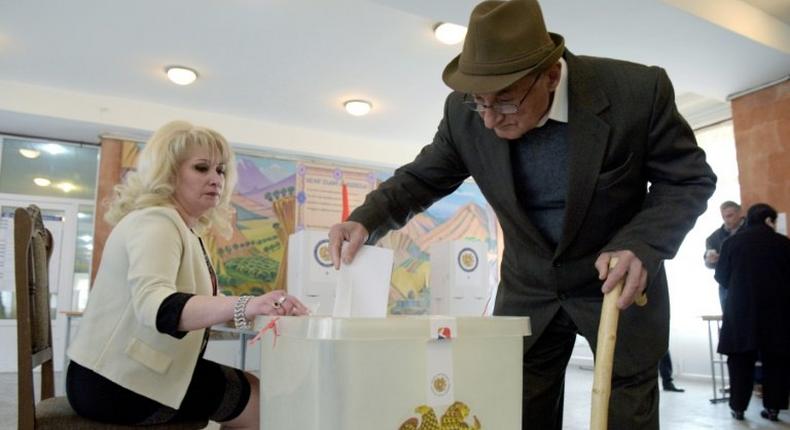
[68,206,214,409]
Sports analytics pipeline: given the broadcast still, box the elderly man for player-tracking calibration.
[705,201,744,310]
[329,0,716,428]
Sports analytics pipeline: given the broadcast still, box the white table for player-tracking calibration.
[210,324,258,370]
[701,315,729,403]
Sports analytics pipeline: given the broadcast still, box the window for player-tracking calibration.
[0,137,98,200]
[0,136,99,319]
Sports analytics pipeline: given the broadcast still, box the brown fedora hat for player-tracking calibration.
[442,0,565,94]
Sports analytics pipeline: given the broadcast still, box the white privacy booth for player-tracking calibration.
[256,315,530,430]
[429,240,490,316]
[287,229,337,315]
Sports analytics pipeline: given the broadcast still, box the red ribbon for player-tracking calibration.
[341,182,350,222]
[249,317,280,348]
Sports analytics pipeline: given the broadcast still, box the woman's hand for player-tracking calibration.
[246,290,310,317]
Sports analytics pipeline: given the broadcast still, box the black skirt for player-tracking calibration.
[66,358,251,425]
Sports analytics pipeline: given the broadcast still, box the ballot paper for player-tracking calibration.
[333,244,393,317]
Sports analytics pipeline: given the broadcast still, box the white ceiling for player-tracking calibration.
[0,0,788,162]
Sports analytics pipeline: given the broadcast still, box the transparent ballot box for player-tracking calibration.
[256,316,531,430]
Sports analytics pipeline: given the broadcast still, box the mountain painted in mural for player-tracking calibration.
[384,202,494,314]
[236,158,274,194]
[384,202,491,256]
[232,174,296,220]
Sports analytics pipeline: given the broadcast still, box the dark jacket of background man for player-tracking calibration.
[716,205,790,415]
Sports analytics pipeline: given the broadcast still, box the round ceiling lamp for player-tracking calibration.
[19,148,41,159]
[40,143,66,155]
[166,66,198,85]
[344,100,372,116]
[33,177,51,187]
[434,22,467,45]
[55,182,77,193]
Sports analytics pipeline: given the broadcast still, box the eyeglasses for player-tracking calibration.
[463,72,542,115]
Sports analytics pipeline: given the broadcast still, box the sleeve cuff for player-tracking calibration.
[155,292,195,339]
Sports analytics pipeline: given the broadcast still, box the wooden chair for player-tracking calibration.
[14,205,208,429]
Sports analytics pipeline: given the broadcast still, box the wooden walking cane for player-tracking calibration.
[590,257,624,430]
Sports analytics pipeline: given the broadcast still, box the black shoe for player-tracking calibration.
[760,409,779,421]
[731,410,745,420]
[662,383,685,392]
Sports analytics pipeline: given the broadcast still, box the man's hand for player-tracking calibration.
[704,249,719,265]
[595,250,647,310]
[328,221,369,270]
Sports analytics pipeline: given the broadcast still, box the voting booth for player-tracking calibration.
[257,316,530,430]
[287,229,337,315]
[429,240,490,316]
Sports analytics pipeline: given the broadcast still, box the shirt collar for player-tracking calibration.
[725,218,745,234]
[536,57,568,127]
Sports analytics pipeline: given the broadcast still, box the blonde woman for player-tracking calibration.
[67,121,307,428]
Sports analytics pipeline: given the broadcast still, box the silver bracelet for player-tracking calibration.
[233,295,253,330]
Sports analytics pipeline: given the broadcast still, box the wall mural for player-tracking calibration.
[207,154,296,296]
[121,143,499,315]
[380,180,499,315]
[292,162,499,315]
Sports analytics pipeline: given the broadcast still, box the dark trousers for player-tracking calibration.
[718,284,727,313]
[522,308,660,429]
[727,350,790,412]
[658,351,674,387]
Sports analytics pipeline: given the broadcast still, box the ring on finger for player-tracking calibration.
[273,296,287,309]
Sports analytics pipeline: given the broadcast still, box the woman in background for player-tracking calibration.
[67,121,308,428]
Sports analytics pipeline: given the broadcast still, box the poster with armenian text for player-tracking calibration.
[294,162,377,229]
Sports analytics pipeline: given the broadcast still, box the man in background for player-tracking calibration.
[705,201,744,311]
[659,351,685,392]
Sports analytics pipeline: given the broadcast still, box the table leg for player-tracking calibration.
[706,320,717,402]
[240,334,248,370]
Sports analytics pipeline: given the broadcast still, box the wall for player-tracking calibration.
[731,80,790,213]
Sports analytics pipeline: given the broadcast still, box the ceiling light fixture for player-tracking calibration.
[33,177,51,187]
[166,66,198,85]
[40,143,66,155]
[19,148,41,159]
[434,22,467,45]
[55,182,77,193]
[344,100,372,116]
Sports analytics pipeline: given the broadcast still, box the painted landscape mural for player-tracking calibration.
[208,156,499,314]
[206,154,296,296]
[379,181,499,315]
[119,143,499,315]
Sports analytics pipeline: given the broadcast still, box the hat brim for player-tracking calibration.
[442,33,565,94]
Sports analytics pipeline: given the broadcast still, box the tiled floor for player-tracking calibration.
[562,366,789,429]
[3,367,788,429]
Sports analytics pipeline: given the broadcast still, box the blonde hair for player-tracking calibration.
[104,121,238,238]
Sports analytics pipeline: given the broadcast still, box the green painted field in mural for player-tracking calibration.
[216,218,286,295]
